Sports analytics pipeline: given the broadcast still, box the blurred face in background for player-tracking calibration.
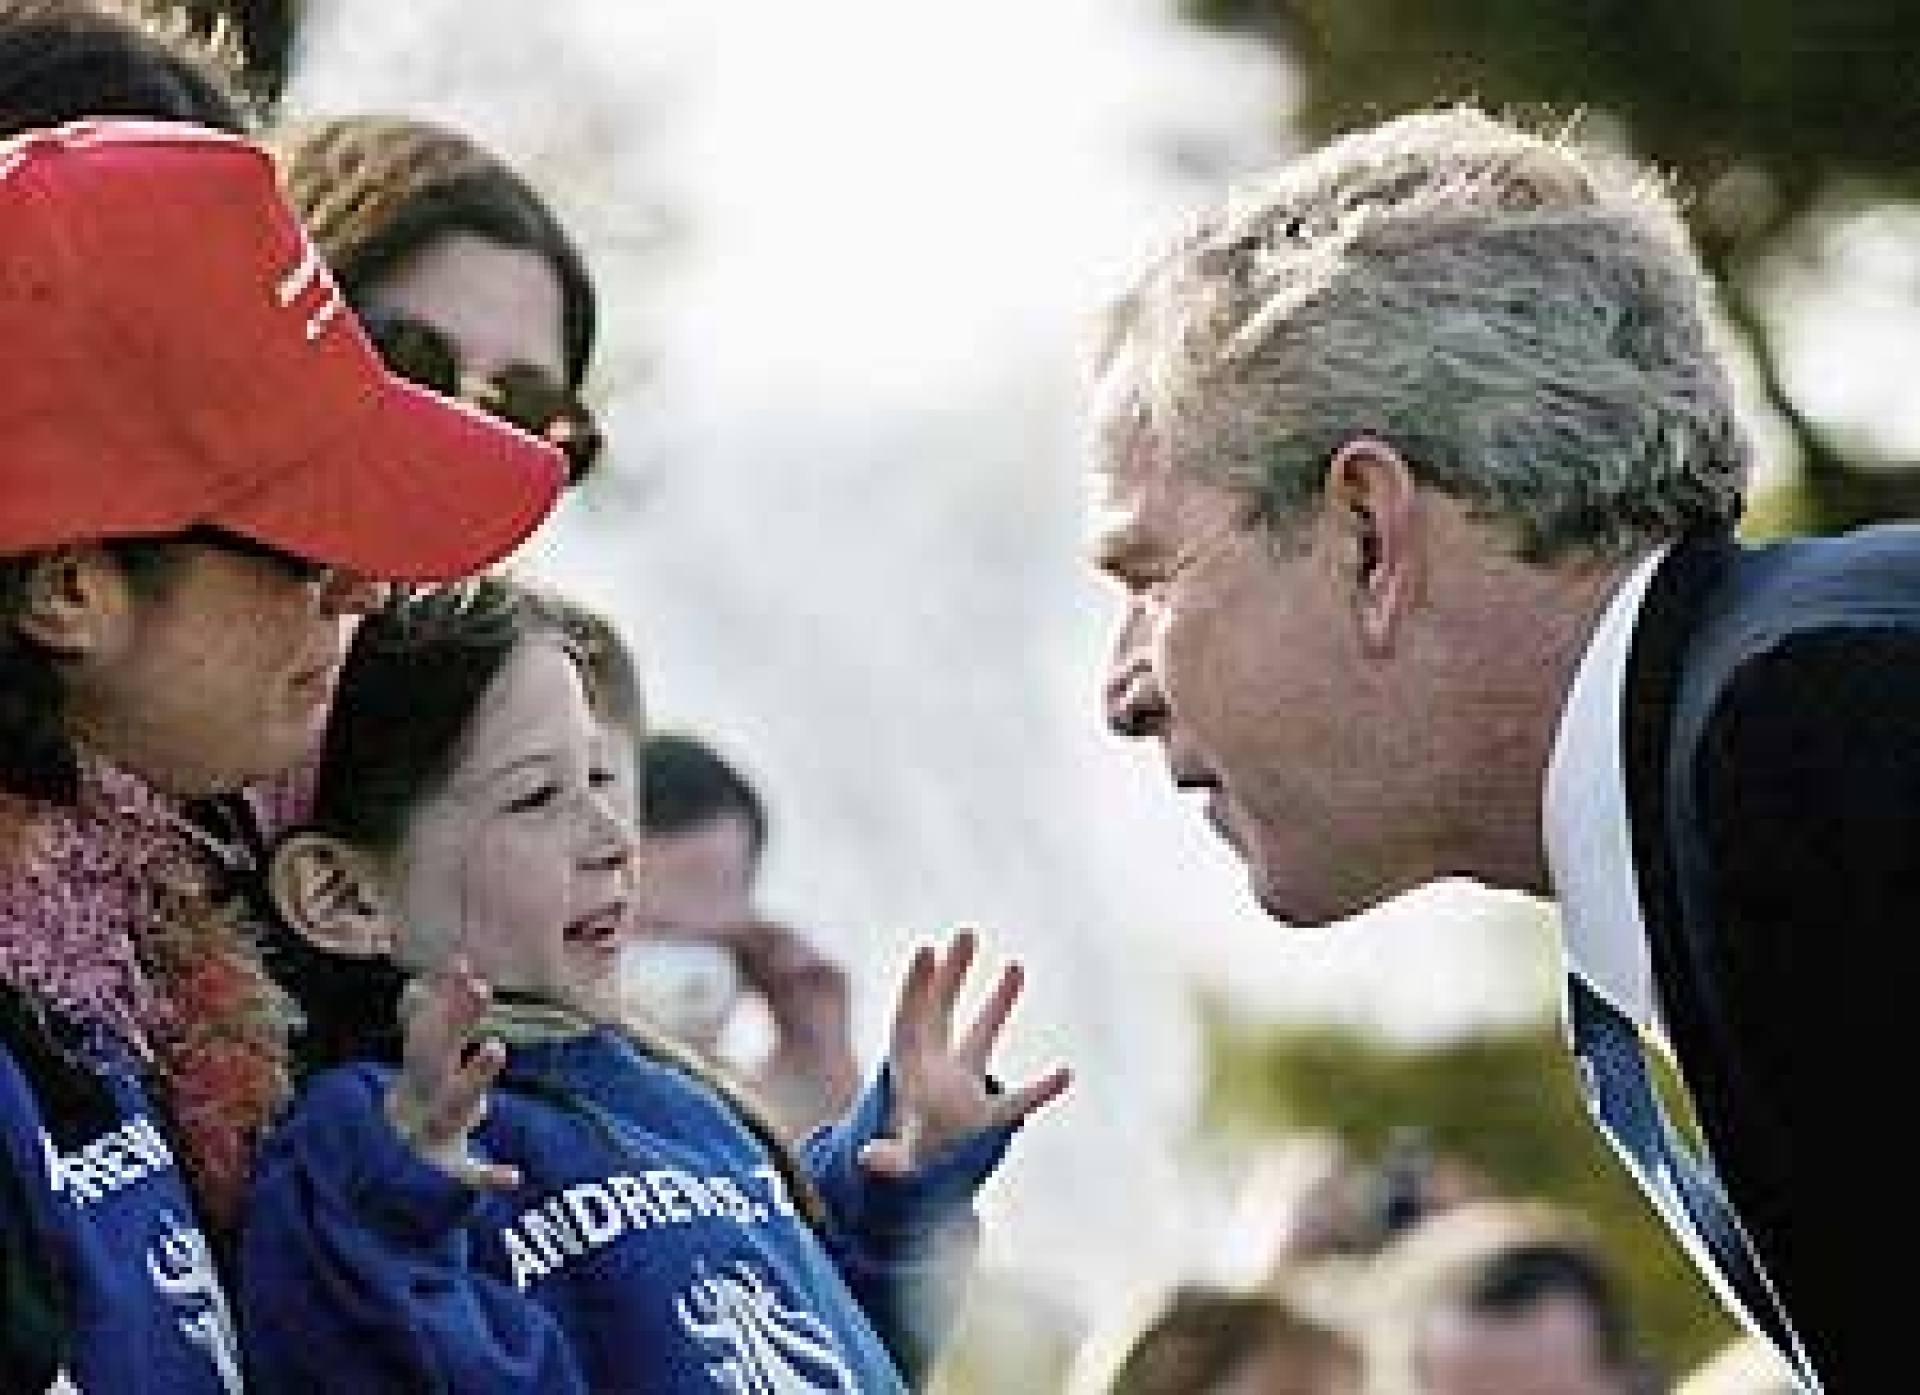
[1413,1294,1634,1395]
[622,811,758,1048]
[634,811,757,937]
[1209,1338,1362,1395]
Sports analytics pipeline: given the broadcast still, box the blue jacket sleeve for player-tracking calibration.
[238,1065,587,1394]
[800,1068,1019,1386]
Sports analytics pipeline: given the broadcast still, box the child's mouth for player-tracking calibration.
[564,903,629,948]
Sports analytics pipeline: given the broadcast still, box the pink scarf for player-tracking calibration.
[0,754,293,1234]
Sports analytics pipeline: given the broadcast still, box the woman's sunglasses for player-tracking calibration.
[362,313,604,486]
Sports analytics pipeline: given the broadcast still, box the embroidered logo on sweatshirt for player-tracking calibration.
[40,1116,173,1204]
[677,1260,857,1392]
[147,1211,243,1394]
[501,1163,799,1289]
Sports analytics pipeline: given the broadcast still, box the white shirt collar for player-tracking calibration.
[1543,545,1670,1032]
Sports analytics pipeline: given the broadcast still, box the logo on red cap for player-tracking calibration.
[273,238,345,344]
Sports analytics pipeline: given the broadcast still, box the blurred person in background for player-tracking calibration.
[0,118,562,1393]
[1245,1128,1491,1272]
[1209,1128,1492,1340]
[1077,1281,1363,1395]
[1088,101,1892,1390]
[1370,1199,1658,1395]
[633,730,862,1138]
[271,112,605,489]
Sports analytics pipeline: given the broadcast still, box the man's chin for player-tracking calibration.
[1253,888,1324,928]
[1248,864,1318,928]
[1244,855,1355,929]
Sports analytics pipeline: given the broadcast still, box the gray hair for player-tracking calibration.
[1099,105,1750,560]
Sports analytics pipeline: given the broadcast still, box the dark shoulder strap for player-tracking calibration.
[0,983,116,1148]
[0,985,75,1385]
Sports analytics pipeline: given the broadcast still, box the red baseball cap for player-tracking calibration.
[0,119,565,581]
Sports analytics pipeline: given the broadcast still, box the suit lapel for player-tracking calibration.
[1618,531,1736,1015]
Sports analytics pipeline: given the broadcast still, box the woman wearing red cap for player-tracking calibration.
[0,117,564,1393]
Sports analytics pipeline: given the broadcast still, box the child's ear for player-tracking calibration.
[268,831,398,957]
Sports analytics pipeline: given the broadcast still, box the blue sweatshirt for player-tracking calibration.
[240,1027,1013,1393]
[0,1012,244,1393]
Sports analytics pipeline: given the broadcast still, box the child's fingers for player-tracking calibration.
[386,1038,520,1190]
[854,1136,913,1180]
[389,959,510,1147]
[886,942,938,1059]
[435,1037,508,1140]
[924,928,978,1039]
[993,1065,1073,1127]
[399,959,491,1077]
[388,1034,503,1146]
[446,1153,523,1192]
[955,960,1024,1071]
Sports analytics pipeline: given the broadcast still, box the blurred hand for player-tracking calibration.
[724,918,861,1131]
[858,928,1072,1179]
[728,917,853,1049]
[385,959,521,1191]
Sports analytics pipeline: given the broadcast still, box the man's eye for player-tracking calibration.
[505,783,559,812]
[588,765,616,790]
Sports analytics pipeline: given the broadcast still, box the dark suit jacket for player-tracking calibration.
[1625,526,1920,1391]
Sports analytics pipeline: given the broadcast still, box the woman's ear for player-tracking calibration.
[268,830,398,957]
[12,546,127,657]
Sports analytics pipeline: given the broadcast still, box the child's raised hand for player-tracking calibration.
[857,929,1071,1179]
[385,958,522,1191]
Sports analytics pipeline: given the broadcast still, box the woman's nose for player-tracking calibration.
[323,570,390,616]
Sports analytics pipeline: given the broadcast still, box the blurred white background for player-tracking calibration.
[284,0,1561,1335]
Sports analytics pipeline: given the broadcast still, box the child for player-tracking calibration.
[241,576,1070,1392]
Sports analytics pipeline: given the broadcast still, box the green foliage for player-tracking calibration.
[1187,0,1920,199]
[1199,999,1743,1373]
[1181,0,1920,531]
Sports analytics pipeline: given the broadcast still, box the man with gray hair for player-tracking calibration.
[1087,104,1893,1392]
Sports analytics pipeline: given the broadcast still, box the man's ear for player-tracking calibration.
[1322,436,1420,652]
[11,546,127,657]
[268,831,398,957]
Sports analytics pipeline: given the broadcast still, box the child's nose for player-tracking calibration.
[582,794,637,871]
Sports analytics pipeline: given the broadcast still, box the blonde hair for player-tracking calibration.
[1099,104,1749,561]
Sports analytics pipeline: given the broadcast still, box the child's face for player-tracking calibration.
[390,636,637,1018]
